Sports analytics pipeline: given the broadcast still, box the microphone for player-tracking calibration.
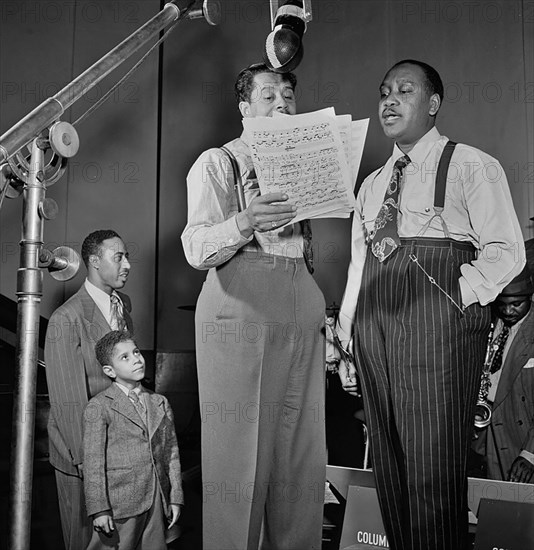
[39,246,81,281]
[263,0,312,73]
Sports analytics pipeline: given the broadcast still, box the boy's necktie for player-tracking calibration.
[371,155,411,262]
[110,293,126,332]
[490,325,510,373]
[128,390,146,422]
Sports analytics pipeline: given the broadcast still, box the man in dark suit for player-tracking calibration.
[472,248,534,484]
[44,229,133,550]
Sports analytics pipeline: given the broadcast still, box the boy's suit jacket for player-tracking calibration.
[83,383,184,520]
[473,306,534,480]
[45,284,133,476]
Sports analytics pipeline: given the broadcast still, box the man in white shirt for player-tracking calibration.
[472,248,534,484]
[334,60,524,550]
[45,229,133,550]
[182,63,326,550]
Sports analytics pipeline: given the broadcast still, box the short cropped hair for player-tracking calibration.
[95,330,135,367]
[389,59,444,102]
[81,229,122,267]
[234,62,297,103]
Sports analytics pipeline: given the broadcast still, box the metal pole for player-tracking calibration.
[8,139,46,550]
[0,1,183,164]
[3,3,220,548]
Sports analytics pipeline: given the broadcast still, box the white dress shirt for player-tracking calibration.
[337,127,525,345]
[84,279,124,331]
[181,131,306,270]
[115,381,143,401]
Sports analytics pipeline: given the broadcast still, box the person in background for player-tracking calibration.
[333,59,524,550]
[471,241,534,484]
[45,229,133,550]
[181,62,326,550]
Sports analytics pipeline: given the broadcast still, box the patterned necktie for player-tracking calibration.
[371,155,411,262]
[110,293,126,332]
[128,389,146,422]
[490,325,510,374]
[301,220,314,274]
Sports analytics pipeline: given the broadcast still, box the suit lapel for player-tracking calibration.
[117,291,134,332]
[494,308,534,407]
[145,391,165,436]
[106,384,146,431]
[79,284,111,333]
[79,285,133,334]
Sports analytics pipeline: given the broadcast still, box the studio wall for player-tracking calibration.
[1,0,533,354]
[0,0,161,349]
[158,0,534,350]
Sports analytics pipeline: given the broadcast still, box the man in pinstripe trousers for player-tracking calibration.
[334,60,525,549]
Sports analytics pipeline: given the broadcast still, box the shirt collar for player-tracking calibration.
[114,381,142,396]
[85,278,122,306]
[85,278,111,307]
[495,312,528,339]
[392,126,442,166]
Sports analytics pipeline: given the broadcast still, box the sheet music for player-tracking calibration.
[350,118,369,189]
[243,107,360,224]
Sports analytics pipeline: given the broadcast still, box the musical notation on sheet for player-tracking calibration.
[243,107,369,223]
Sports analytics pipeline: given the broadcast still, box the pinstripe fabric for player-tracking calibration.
[472,307,534,480]
[44,285,133,550]
[55,469,92,550]
[45,286,133,474]
[355,240,491,550]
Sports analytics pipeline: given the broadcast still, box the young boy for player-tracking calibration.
[82,330,183,549]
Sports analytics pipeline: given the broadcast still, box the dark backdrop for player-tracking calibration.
[1,0,533,353]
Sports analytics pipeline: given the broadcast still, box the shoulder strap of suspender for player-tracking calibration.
[220,146,247,212]
[434,140,457,209]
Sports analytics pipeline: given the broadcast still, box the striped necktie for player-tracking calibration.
[110,293,126,332]
[371,155,411,262]
[128,389,146,422]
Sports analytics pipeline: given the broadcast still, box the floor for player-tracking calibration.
[0,362,362,550]
[0,458,347,550]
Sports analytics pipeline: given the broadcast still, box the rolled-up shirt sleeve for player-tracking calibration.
[181,147,253,270]
[456,148,525,307]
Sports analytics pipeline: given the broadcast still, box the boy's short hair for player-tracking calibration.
[95,330,136,367]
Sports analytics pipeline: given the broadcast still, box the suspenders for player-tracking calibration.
[418,140,457,238]
[220,146,247,212]
[409,140,465,313]
[434,140,457,209]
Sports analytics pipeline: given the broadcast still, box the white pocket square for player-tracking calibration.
[523,358,534,369]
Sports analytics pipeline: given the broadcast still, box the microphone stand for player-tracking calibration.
[0,2,220,549]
